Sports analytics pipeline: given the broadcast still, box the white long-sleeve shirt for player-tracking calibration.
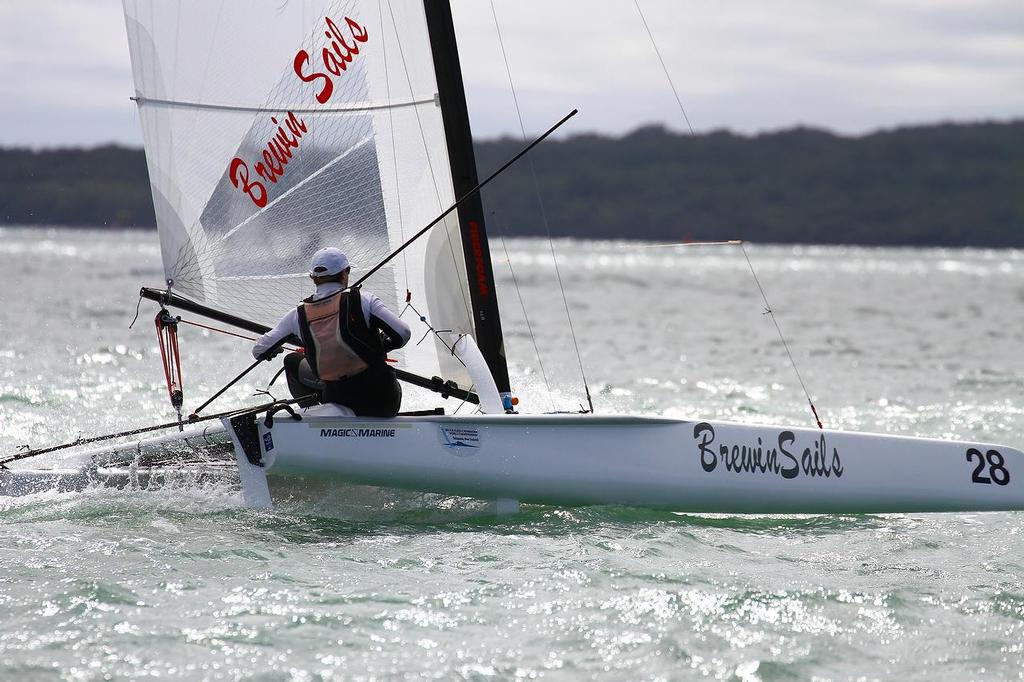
[251,282,412,359]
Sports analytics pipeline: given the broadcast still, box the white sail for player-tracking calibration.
[123,0,476,389]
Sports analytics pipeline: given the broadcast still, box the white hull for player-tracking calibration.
[225,405,1024,514]
[5,406,1022,514]
[0,423,232,497]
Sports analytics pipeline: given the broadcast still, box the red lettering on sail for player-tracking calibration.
[231,112,307,207]
[292,16,369,104]
[229,158,267,208]
[228,15,366,208]
[293,50,332,104]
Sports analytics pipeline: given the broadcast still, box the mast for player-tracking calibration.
[423,0,511,395]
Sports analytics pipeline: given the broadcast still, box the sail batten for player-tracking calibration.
[124,0,503,401]
[132,95,437,115]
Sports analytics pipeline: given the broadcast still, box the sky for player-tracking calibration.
[0,0,1022,148]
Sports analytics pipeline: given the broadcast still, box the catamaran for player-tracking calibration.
[2,0,1022,513]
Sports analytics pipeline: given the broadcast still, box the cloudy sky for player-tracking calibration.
[0,0,1021,148]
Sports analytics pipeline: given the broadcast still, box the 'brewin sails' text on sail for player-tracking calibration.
[229,16,370,209]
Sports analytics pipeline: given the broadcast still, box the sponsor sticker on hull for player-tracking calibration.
[440,426,481,454]
[320,427,396,438]
[312,422,412,439]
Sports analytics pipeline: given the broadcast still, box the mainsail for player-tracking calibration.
[123,0,509,396]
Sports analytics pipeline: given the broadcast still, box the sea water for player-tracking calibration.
[1,227,1022,680]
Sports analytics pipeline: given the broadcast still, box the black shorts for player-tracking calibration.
[283,352,401,417]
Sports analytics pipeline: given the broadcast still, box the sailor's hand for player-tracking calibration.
[257,347,284,362]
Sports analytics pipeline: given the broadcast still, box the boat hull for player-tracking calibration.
[0,424,233,497]
[248,408,1024,513]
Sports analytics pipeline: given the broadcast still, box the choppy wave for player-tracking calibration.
[1,231,1022,679]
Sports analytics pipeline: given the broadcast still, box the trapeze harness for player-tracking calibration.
[294,287,401,417]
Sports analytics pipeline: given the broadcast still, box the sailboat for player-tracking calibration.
[2,0,1022,513]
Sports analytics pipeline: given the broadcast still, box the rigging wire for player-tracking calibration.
[450,382,476,415]
[378,0,409,290]
[740,244,824,429]
[633,0,695,137]
[400,300,466,368]
[635,239,825,427]
[634,1,824,429]
[493,214,557,412]
[635,239,743,249]
[1,398,306,467]
[488,0,594,414]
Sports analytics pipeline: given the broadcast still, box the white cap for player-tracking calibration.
[309,247,350,277]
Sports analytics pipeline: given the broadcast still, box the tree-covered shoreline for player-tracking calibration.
[1,120,1020,246]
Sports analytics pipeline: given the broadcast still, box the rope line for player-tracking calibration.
[155,311,185,427]
[178,318,257,342]
[488,0,594,413]
[177,317,300,353]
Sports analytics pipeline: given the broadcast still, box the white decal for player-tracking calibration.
[440,426,481,452]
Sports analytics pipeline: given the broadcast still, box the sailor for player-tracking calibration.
[252,247,412,417]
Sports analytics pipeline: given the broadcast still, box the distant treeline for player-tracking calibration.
[0,146,154,229]
[2,121,1021,246]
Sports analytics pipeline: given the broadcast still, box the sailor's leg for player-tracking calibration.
[321,365,402,417]
[283,352,323,406]
[384,368,402,416]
